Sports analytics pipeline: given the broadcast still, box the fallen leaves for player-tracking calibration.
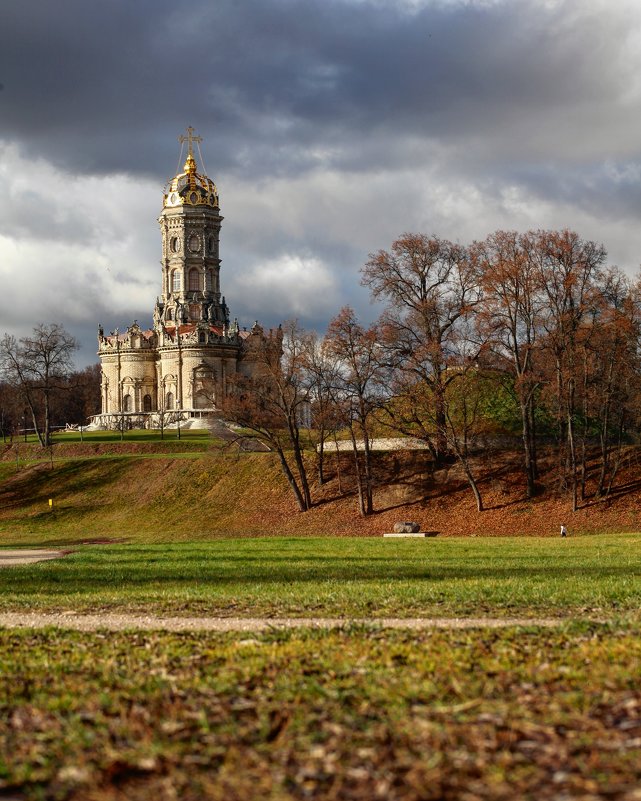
[2,626,641,798]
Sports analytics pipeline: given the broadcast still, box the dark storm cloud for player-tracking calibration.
[2,0,641,368]
[1,0,636,182]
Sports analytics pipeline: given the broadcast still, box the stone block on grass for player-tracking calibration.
[393,521,421,533]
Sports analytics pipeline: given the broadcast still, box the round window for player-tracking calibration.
[188,234,201,253]
[170,236,180,253]
[208,236,216,253]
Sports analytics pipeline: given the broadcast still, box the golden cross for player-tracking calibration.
[179,126,202,158]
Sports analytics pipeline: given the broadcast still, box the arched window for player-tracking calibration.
[143,394,152,412]
[122,394,132,412]
[165,392,174,410]
[166,307,173,321]
[171,270,181,292]
[188,269,201,291]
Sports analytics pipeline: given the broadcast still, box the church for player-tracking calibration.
[94,129,270,428]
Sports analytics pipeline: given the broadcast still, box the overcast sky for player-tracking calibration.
[1,0,641,366]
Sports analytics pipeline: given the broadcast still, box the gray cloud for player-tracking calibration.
[1,0,641,366]
[3,1,640,175]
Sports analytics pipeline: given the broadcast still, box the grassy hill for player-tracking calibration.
[1,431,641,544]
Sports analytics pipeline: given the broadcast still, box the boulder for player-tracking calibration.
[393,521,421,534]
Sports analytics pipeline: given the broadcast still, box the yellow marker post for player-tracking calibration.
[49,498,53,511]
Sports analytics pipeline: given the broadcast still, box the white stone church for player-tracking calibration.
[94,129,270,428]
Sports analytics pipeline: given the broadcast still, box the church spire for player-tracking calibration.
[180,126,202,156]
[180,126,202,174]
[163,127,219,210]
[158,130,226,327]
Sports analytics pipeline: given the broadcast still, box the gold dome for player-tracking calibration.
[163,129,219,210]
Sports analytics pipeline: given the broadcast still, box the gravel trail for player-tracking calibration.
[0,613,570,632]
[0,550,66,566]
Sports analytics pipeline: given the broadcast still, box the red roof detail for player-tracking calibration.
[163,323,225,337]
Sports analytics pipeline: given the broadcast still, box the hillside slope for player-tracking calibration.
[0,443,640,543]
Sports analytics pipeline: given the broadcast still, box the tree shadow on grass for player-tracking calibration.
[0,458,135,510]
[2,550,639,595]
[576,476,641,510]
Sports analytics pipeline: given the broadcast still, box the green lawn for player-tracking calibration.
[1,534,641,616]
[3,536,641,799]
[2,427,212,448]
[54,429,212,444]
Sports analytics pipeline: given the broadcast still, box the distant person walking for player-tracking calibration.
[560,524,567,538]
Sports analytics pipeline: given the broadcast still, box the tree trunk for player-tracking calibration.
[25,399,44,447]
[361,426,374,515]
[462,460,484,512]
[579,350,589,502]
[434,402,448,461]
[529,398,539,480]
[289,426,312,510]
[567,384,578,513]
[596,432,608,498]
[604,417,625,500]
[520,398,535,499]
[556,355,566,491]
[333,433,343,494]
[349,427,366,517]
[317,434,325,485]
[275,444,309,512]
[596,374,613,497]
[43,389,51,447]
[448,421,484,512]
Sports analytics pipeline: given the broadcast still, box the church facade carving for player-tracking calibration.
[95,129,269,428]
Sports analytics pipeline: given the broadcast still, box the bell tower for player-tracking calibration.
[97,127,269,428]
[155,127,229,328]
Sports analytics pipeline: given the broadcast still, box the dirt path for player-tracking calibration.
[0,612,571,632]
[0,549,65,566]
[0,551,597,632]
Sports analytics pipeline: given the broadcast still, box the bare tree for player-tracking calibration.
[574,267,641,500]
[0,381,21,443]
[52,364,101,426]
[441,363,492,512]
[324,307,388,517]
[301,331,344,486]
[0,324,78,446]
[530,230,606,511]
[362,233,480,462]
[222,321,314,512]
[474,231,544,498]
